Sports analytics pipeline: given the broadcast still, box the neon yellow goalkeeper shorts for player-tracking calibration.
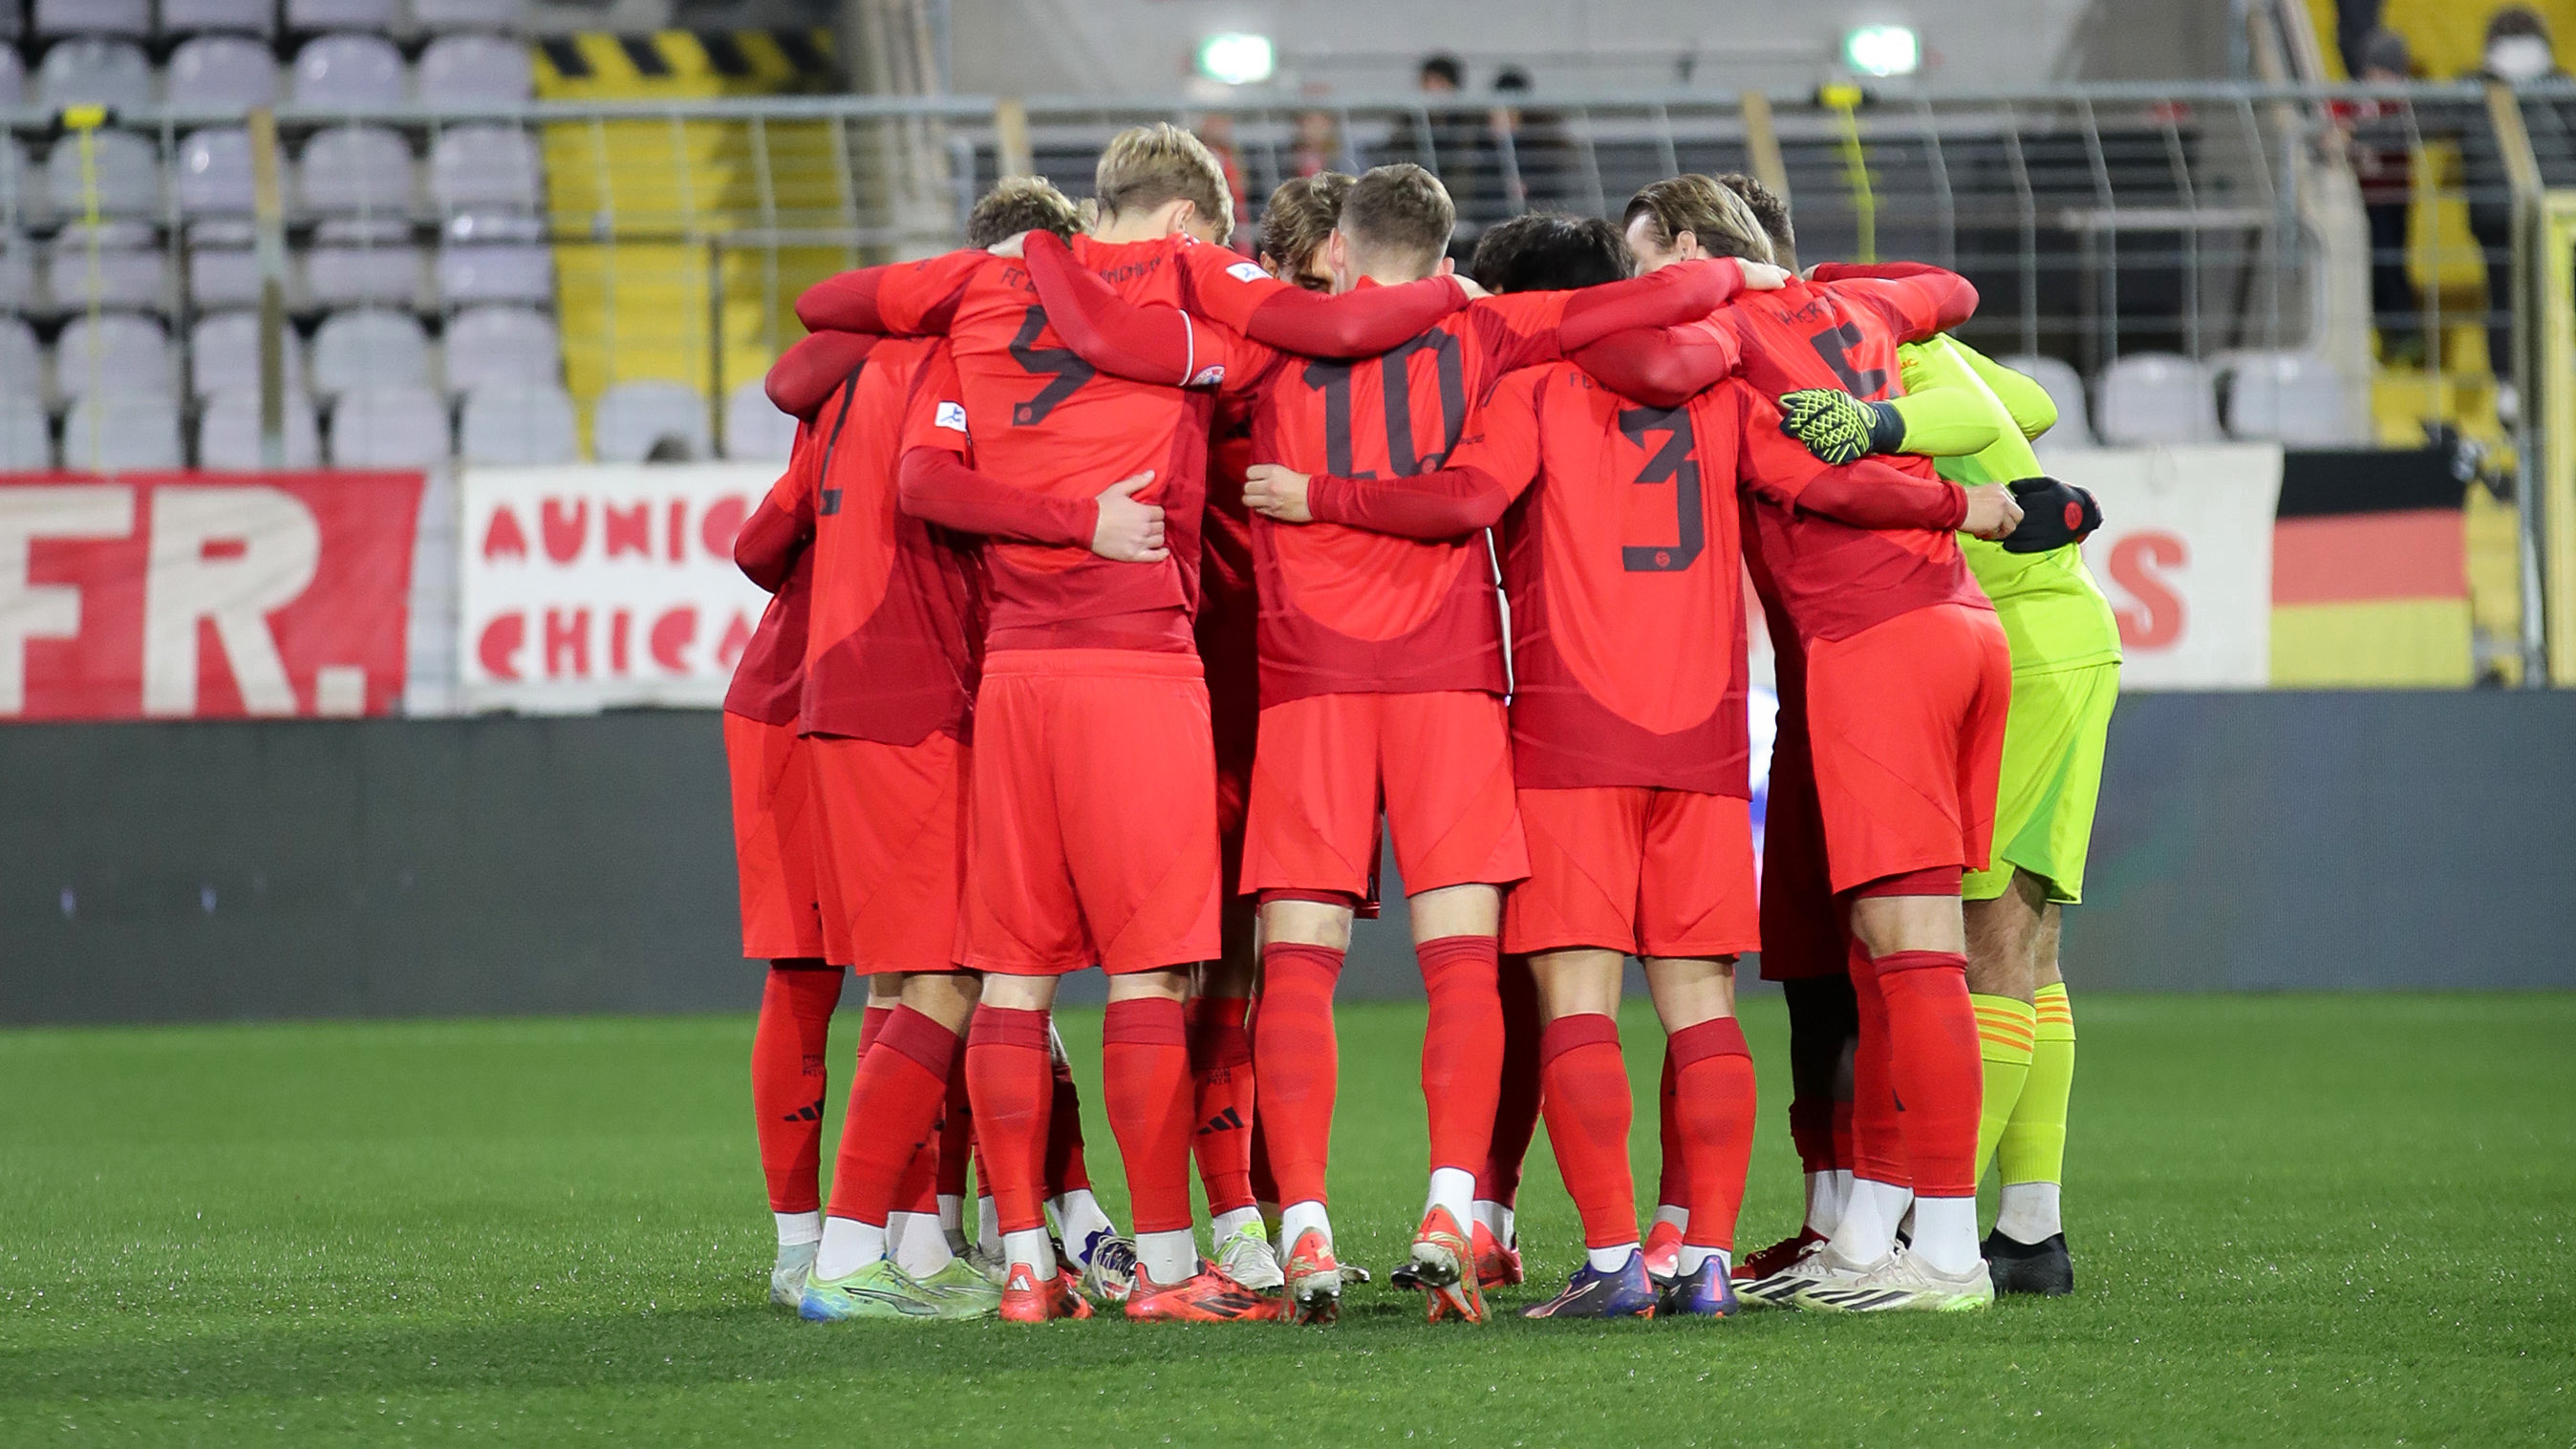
[1962,660,2120,905]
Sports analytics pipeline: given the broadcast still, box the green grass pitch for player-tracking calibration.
[2,993,2569,1445]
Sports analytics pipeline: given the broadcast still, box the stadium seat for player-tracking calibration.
[62,392,185,473]
[198,388,325,470]
[1995,352,2093,449]
[414,0,532,32]
[45,223,177,313]
[291,33,407,110]
[188,239,265,309]
[2093,352,2221,446]
[311,308,431,396]
[297,126,417,216]
[0,396,51,471]
[191,310,309,397]
[428,125,542,214]
[461,384,578,464]
[592,380,710,463]
[331,384,451,468]
[166,35,282,111]
[722,380,796,461]
[2222,351,2365,447]
[54,312,178,400]
[436,240,553,307]
[35,0,151,39]
[0,42,23,110]
[0,317,43,398]
[286,0,401,32]
[43,129,161,220]
[443,305,559,393]
[35,39,155,111]
[418,35,534,105]
[0,139,35,225]
[0,237,34,311]
[305,218,425,308]
[161,0,280,37]
[175,129,257,218]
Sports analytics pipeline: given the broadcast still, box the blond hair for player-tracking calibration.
[1623,174,1774,266]
[1259,172,1354,274]
[1094,122,1235,245]
[1340,163,1455,279]
[966,176,1082,247]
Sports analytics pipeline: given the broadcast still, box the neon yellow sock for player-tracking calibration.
[1970,993,2036,1180]
[1998,983,2074,1185]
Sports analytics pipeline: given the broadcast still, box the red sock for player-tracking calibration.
[1252,943,1341,1205]
[935,1030,973,1204]
[1873,950,1982,1197]
[1848,939,1909,1190]
[1478,953,1542,1209]
[964,1005,1053,1237]
[825,1006,957,1225]
[1417,935,1504,1179]
[1102,996,1195,1237]
[1539,1012,1637,1249]
[1246,990,1281,1207]
[1656,1043,1685,1208]
[1832,1099,1855,1173]
[1667,1017,1756,1253]
[750,963,842,1214]
[1185,994,1257,1215]
[1044,1035,1090,1198]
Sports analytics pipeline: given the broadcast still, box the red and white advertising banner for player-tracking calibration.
[2067,442,2284,689]
[0,473,421,721]
[460,463,773,713]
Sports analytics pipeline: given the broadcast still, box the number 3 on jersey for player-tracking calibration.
[1618,406,1705,573]
[1009,306,1094,426]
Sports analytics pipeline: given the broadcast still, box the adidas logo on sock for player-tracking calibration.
[1195,1106,1244,1135]
[784,1097,826,1123]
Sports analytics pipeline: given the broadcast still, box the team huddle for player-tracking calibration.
[721,121,2120,1325]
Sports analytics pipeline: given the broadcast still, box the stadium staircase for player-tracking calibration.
[531,30,853,457]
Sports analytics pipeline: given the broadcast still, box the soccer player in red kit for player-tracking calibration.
[1016,167,1751,1325]
[878,125,1316,1325]
[1575,176,2022,1310]
[724,330,870,1310]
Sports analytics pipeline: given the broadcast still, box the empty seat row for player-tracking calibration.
[0,125,540,221]
[0,32,529,111]
[8,230,551,311]
[11,306,559,404]
[2012,351,2367,449]
[12,2,529,40]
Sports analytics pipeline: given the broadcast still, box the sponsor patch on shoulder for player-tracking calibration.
[934,400,968,433]
[1189,365,1228,387]
[1226,261,1269,284]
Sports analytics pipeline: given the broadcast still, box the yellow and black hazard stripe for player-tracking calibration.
[531,30,839,101]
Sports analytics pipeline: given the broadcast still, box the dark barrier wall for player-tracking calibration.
[3,693,2572,1025]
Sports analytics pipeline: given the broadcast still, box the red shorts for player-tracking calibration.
[1241,690,1528,901]
[962,650,1223,976]
[1756,691,1844,982]
[807,733,969,974]
[1505,787,1759,959]
[723,713,826,960]
[1805,603,2011,896]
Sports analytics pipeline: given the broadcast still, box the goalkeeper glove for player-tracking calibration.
[1999,477,2103,553]
[1777,388,1906,466]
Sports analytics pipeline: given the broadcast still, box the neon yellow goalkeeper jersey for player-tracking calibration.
[1897,337,2123,674]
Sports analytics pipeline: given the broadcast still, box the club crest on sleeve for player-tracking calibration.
[935,401,968,433]
[1190,365,1228,387]
[1226,261,1268,284]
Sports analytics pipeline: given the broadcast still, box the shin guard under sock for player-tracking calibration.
[1102,997,1196,1238]
[1538,1012,1637,1250]
[1478,951,1543,1211]
[1185,994,1257,1216]
[1251,943,1342,1208]
[750,963,842,1214]
[964,1006,1053,1239]
[1971,992,2037,1181]
[1667,1016,1756,1254]
[1874,950,1983,1198]
[1417,935,1506,1182]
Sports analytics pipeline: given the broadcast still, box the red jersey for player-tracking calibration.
[1446,362,1750,795]
[723,426,813,728]
[782,336,985,744]
[1578,263,1987,644]
[878,238,1273,652]
[1241,288,1582,704]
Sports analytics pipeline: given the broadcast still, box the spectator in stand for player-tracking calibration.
[1490,67,1576,213]
[1381,53,1491,222]
[2459,6,2576,416]
[1292,107,1342,179]
[2344,28,2421,365]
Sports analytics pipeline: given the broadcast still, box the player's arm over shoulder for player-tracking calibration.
[1180,241,1470,358]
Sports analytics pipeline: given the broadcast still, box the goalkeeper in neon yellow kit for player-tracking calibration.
[1776,336,2119,1298]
